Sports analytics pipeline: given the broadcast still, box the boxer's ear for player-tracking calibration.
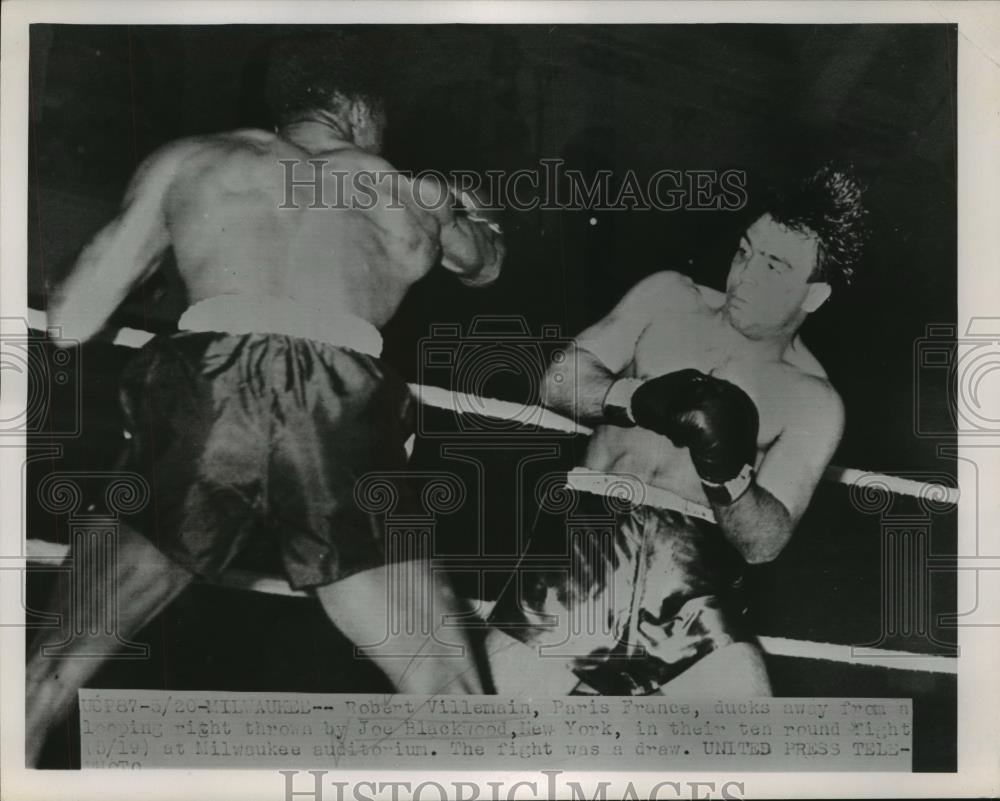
[348,98,373,127]
[324,91,352,122]
[802,281,832,313]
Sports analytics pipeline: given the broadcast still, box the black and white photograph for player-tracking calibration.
[1,2,998,799]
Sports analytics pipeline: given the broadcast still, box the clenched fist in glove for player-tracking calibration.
[604,369,759,503]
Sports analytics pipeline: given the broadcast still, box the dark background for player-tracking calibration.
[28,23,957,473]
[26,24,957,770]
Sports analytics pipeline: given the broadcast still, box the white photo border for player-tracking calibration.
[1,2,997,798]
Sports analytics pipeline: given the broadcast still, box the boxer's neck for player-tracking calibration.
[280,117,354,154]
[717,307,800,364]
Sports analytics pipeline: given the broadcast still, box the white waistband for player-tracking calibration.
[177,295,383,358]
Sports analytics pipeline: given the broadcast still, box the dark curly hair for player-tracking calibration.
[768,163,868,290]
[263,32,386,126]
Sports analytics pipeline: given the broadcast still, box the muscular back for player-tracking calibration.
[165,131,441,326]
[50,125,501,346]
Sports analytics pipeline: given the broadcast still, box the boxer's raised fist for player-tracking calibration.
[627,370,701,431]
[631,370,759,484]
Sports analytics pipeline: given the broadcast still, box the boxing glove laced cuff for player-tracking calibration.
[465,212,504,236]
[701,463,755,506]
[451,186,504,235]
[602,377,644,426]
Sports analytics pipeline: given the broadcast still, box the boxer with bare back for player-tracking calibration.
[489,165,866,696]
[26,32,504,765]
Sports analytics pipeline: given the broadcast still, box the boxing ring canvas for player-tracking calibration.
[2,6,997,798]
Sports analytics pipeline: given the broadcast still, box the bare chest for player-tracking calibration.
[632,315,788,446]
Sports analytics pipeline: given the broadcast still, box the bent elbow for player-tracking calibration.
[743,547,780,566]
[742,527,793,565]
[456,253,501,288]
[541,354,574,409]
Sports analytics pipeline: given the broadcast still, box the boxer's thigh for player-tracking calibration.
[313,560,464,651]
[315,561,486,693]
[658,641,772,698]
[482,627,582,696]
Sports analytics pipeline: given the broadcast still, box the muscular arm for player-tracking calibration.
[405,173,505,287]
[542,271,695,421]
[47,141,194,343]
[440,184,506,287]
[711,483,795,564]
[543,343,620,422]
[713,379,845,563]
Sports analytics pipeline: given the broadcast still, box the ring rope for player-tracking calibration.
[22,309,957,506]
[21,539,957,674]
[20,309,959,674]
[410,383,959,505]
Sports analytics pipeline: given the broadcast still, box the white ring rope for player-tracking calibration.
[20,539,957,675]
[410,383,960,506]
[755,636,957,676]
[20,309,959,674]
[22,309,958,505]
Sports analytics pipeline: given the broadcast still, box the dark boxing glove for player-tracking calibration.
[613,370,760,504]
[602,369,702,429]
[661,371,758,484]
[628,369,706,434]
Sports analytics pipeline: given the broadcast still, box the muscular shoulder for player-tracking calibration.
[123,137,213,203]
[775,367,845,436]
[628,270,702,311]
[138,133,260,181]
[156,132,258,162]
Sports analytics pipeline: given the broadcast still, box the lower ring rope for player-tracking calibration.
[21,539,957,674]
[20,309,959,675]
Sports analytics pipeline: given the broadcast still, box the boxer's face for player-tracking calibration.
[724,213,830,337]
